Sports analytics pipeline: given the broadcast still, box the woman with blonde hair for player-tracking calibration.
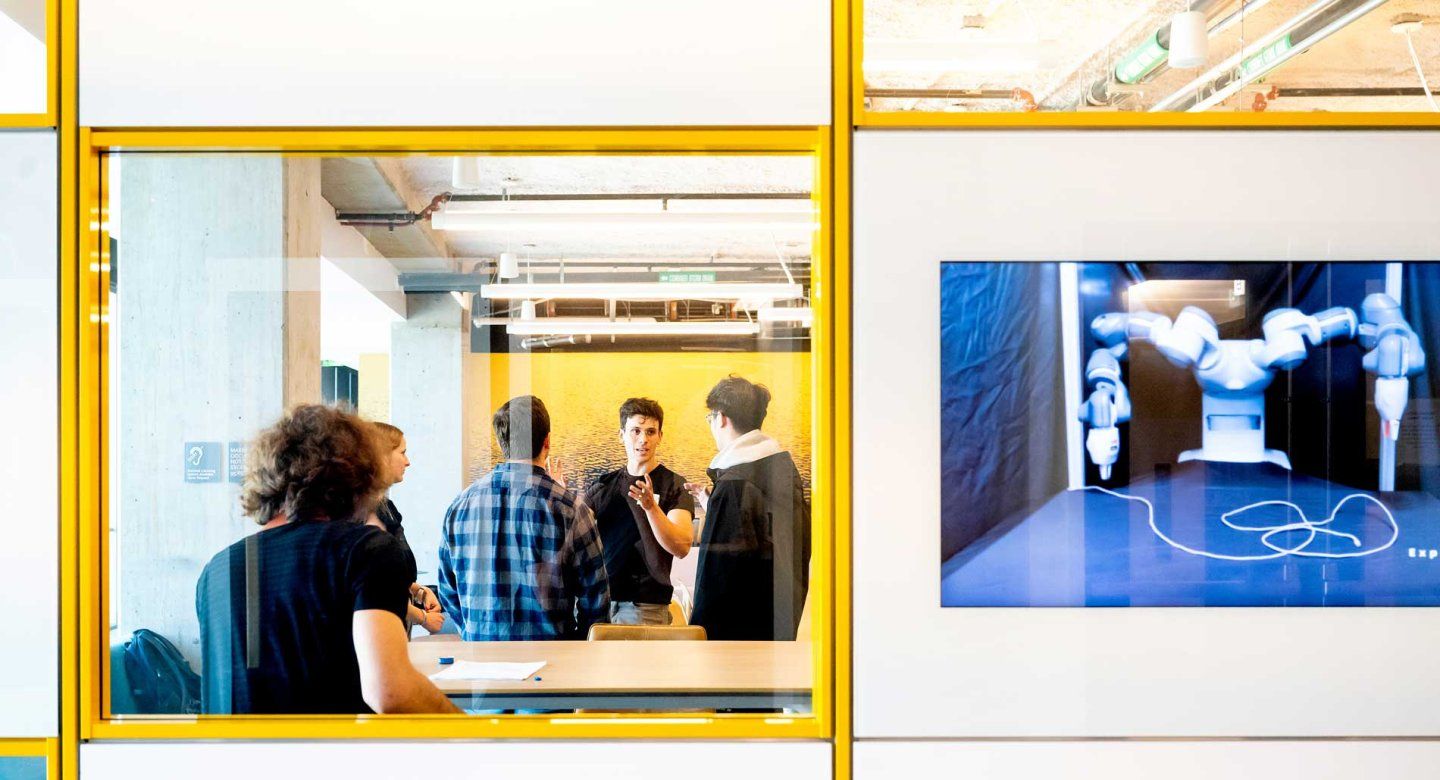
[371,422,444,634]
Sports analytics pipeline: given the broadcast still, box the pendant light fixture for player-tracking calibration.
[498,251,520,279]
[1168,4,1209,69]
[451,157,483,190]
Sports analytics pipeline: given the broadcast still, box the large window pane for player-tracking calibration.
[104,152,819,717]
[865,0,1440,113]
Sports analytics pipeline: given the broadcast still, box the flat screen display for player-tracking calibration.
[940,261,1440,607]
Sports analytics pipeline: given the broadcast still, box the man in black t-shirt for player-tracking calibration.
[195,404,458,715]
[583,398,695,626]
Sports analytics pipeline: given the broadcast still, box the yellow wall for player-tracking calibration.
[463,351,812,492]
[358,352,390,422]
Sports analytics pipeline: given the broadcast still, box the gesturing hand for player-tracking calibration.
[546,455,569,489]
[628,472,659,511]
[683,481,710,513]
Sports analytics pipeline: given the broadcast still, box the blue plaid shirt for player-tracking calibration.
[437,462,610,640]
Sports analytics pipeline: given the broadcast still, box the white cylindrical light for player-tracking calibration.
[498,252,520,279]
[452,157,483,189]
[1168,10,1209,69]
[519,299,537,320]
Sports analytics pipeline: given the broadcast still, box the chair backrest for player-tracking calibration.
[587,624,707,641]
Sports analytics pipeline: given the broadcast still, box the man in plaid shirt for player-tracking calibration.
[437,395,610,640]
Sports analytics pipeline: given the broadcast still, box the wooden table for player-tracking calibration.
[409,638,812,711]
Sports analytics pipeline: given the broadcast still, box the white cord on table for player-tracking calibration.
[1076,485,1399,562]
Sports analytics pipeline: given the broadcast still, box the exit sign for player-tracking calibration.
[659,272,716,283]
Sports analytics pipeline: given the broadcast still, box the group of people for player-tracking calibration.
[195,375,811,715]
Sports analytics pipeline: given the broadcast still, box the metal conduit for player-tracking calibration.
[1164,0,1391,111]
[1150,0,1378,111]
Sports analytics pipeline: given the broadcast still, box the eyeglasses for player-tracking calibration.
[705,410,720,424]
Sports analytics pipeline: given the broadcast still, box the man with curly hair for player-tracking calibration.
[195,404,458,714]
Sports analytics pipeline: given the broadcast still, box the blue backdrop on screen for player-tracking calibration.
[940,261,1440,607]
[0,756,47,780]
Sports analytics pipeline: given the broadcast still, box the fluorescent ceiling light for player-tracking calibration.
[864,38,1061,74]
[506,320,760,337]
[432,211,817,233]
[758,307,814,326]
[480,282,804,302]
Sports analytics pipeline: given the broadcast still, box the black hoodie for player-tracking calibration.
[691,450,811,641]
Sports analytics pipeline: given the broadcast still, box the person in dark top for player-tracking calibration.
[195,404,458,715]
[369,422,443,635]
[687,376,812,641]
[583,398,694,626]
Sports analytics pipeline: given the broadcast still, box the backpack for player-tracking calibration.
[121,628,201,714]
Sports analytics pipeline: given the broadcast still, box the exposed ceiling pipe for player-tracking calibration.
[338,192,813,229]
[1272,86,1434,97]
[1085,0,1231,107]
[336,191,451,230]
[1156,0,1391,112]
[1150,0,1377,111]
[448,192,812,203]
[520,334,593,351]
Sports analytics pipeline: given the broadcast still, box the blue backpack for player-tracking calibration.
[121,628,201,714]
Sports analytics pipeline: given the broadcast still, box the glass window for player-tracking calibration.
[864,1,1440,114]
[0,0,48,116]
[940,261,1440,606]
[102,151,821,718]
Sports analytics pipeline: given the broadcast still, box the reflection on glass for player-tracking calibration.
[940,261,1440,606]
[0,0,46,115]
[865,0,1440,113]
[105,153,817,716]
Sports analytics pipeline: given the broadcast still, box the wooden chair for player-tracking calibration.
[587,624,707,641]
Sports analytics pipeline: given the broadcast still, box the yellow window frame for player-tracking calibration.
[845,0,1440,129]
[63,126,847,742]
[0,0,58,128]
[0,739,59,780]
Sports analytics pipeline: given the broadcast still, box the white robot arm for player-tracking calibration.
[1077,349,1130,480]
[1357,293,1426,447]
[1256,306,1357,370]
[1078,291,1426,486]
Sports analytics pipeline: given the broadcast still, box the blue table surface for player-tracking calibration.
[941,462,1440,607]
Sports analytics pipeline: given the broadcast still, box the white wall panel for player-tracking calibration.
[856,741,1440,779]
[0,130,58,736]
[853,131,1440,738]
[82,741,831,780]
[79,0,829,126]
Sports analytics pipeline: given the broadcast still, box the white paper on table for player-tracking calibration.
[428,660,547,682]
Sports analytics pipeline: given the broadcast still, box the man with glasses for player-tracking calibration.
[687,375,812,641]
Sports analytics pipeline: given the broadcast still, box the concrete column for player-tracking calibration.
[389,293,469,583]
[117,156,321,674]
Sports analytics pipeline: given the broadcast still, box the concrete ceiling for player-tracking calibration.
[865,0,1440,112]
[397,155,816,264]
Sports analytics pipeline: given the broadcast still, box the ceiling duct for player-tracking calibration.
[1152,0,1391,112]
[1086,0,1313,108]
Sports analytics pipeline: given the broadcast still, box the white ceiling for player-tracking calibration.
[391,155,816,264]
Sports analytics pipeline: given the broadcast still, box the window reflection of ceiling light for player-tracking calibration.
[480,282,804,302]
[505,320,760,337]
